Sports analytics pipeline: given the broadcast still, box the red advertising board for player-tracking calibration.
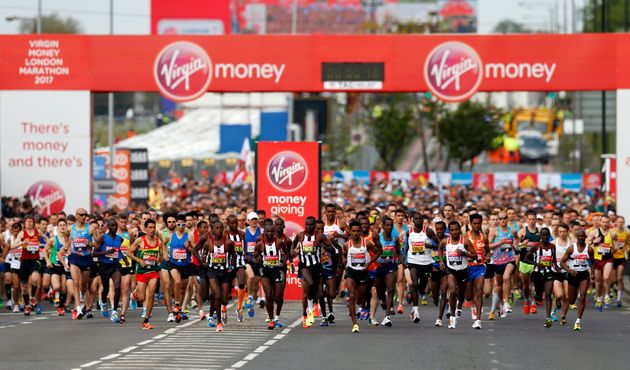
[1,34,630,96]
[256,141,321,237]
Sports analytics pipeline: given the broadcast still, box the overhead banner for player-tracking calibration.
[0,90,91,216]
[1,34,629,94]
[256,141,321,239]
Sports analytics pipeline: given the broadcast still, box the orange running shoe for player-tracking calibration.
[314,304,321,318]
[142,322,154,330]
[397,304,404,314]
[216,323,223,332]
[523,302,530,315]
[463,301,472,309]
[303,316,310,328]
[531,303,537,314]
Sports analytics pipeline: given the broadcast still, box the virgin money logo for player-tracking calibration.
[26,181,65,217]
[154,41,212,102]
[424,41,482,102]
[267,151,307,192]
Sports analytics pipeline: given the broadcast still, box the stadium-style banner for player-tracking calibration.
[1,34,630,98]
[322,171,602,192]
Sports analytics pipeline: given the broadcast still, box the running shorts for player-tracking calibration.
[68,255,92,271]
[518,261,535,274]
[261,267,285,283]
[567,270,590,286]
[447,268,469,284]
[169,263,192,280]
[468,265,486,281]
[321,268,335,281]
[553,271,567,282]
[613,258,626,269]
[494,262,515,276]
[594,259,613,271]
[207,268,230,284]
[19,260,40,283]
[136,271,159,283]
[345,268,368,285]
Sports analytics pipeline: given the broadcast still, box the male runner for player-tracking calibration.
[431,221,449,327]
[391,209,409,314]
[466,214,489,328]
[487,211,518,318]
[405,212,437,323]
[552,223,571,321]
[316,219,341,326]
[517,210,540,315]
[44,218,69,315]
[164,214,194,323]
[374,216,401,327]
[244,212,262,317]
[160,213,177,322]
[612,216,627,306]
[226,215,247,321]
[560,230,594,331]
[92,218,122,321]
[587,214,617,310]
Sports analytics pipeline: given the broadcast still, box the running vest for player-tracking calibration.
[262,239,282,269]
[245,227,261,260]
[21,229,40,261]
[69,224,92,257]
[466,231,485,266]
[594,229,613,261]
[117,231,132,268]
[554,237,571,271]
[298,234,320,267]
[229,231,246,268]
[169,231,191,266]
[50,235,64,266]
[136,236,160,274]
[377,232,397,268]
[323,219,344,254]
[407,226,433,265]
[614,229,627,259]
[520,226,540,261]
[392,224,409,250]
[534,244,555,274]
[207,236,229,270]
[99,234,122,264]
[492,226,516,265]
[569,244,590,272]
[445,236,468,270]
[346,238,368,271]
[38,235,47,260]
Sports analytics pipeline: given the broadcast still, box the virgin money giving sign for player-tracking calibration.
[0,91,91,216]
[256,142,321,238]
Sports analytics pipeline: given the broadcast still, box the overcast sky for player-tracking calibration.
[0,0,585,35]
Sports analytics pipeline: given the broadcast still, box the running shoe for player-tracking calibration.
[448,316,456,329]
[119,314,126,324]
[199,310,206,321]
[523,301,530,315]
[258,298,266,309]
[24,305,30,316]
[514,289,523,300]
[435,318,443,327]
[72,309,78,320]
[368,318,379,326]
[381,316,392,327]
[397,304,404,314]
[573,321,581,331]
[248,306,255,318]
[183,305,190,314]
[530,303,537,314]
[265,315,271,323]
[306,309,315,325]
[504,303,512,314]
[130,293,137,310]
[617,300,623,308]
[455,309,462,318]
[182,313,188,321]
[30,297,36,308]
[191,299,198,309]
[320,318,329,327]
[421,296,428,306]
[142,307,148,320]
[303,316,311,328]
[544,318,552,328]
[86,310,94,319]
[500,310,508,319]
[595,300,603,312]
[570,304,577,310]
[110,310,120,323]
[488,312,495,321]
[167,313,175,322]
[352,324,360,333]
[99,301,109,318]
[412,312,421,324]
[551,309,558,322]
[221,310,227,324]
[13,305,20,313]
[274,320,284,328]
[207,317,216,328]
[35,305,42,315]
[560,317,567,326]
[267,321,275,330]
[5,299,12,310]
[57,307,64,316]
[236,309,244,322]
[216,323,223,332]
[472,320,482,329]
[327,312,335,323]
[175,308,181,323]
[463,300,472,309]
[359,309,369,321]
[313,304,321,317]
[142,322,154,330]
[245,297,254,309]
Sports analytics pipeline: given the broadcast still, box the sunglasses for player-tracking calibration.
[167,221,176,224]
[177,223,186,227]
[498,216,508,220]
[77,213,87,217]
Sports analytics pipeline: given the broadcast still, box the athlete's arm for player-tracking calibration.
[463,239,477,260]
[127,238,145,267]
[560,245,574,275]
[438,239,446,269]
[318,233,334,251]
[341,241,349,266]
[227,240,236,270]
[487,229,499,249]
[11,231,24,249]
[253,241,263,264]
[365,240,382,268]
[192,240,207,268]
[43,237,54,267]
[290,233,301,259]
[524,245,538,266]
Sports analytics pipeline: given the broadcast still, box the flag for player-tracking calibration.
[231,138,252,185]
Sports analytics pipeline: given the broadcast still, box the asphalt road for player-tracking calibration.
[2,285,630,370]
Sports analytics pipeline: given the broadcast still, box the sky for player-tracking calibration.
[0,0,586,35]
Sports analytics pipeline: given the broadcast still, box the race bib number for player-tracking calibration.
[263,255,280,267]
[143,255,157,266]
[541,255,553,267]
[302,242,316,254]
[599,244,611,255]
[447,250,463,265]
[247,242,256,254]
[172,249,188,260]
[39,249,46,259]
[411,242,425,254]
[212,253,227,265]
[234,242,244,254]
[106,248,119,260]
[574,255,589,268]
[26,242,39,253]
[381,246,395,259]
[350,252,367,265]
[501,239,513,251]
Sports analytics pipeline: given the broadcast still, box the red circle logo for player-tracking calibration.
[154,41,212,102]
[267,151,308,192]
[25,181,66,217]
[424,41,482,102]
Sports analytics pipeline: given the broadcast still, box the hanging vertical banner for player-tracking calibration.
[0,91,91,216]
[617,89,630,218]
[129,148,149,206]
[256,141,321,239]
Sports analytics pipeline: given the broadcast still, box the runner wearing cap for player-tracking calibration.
[244,211,262,317]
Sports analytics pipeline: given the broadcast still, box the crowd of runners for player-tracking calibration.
[0,182,626,333]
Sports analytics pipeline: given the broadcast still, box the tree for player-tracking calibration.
[492,19,530,34]
[583,0,630,32]
[19,13,82,34]
[438,101,503,171]
[366,94,416,170]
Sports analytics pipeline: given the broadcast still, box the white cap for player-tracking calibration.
[247,212,258,221]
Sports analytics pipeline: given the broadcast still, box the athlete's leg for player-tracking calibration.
[447,273,457,317]
[120,274,131,315]
[144,278,158,321]
[616,263,625,302]
[346,278,358,326]
[602,262,613,299]
[577,279,589,319]
[159,269,172,313]
[261,277,274,321]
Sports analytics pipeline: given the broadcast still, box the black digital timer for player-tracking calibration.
[321,63,384,82]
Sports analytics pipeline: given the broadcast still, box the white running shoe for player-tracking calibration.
[472,319,482,329]
[141,307,147,318]
[500,310,508,319]
[435,318,443,327]
[471,306,478,321]
[504,303,512,313]
[381,316,392,327]
[13,305,20,313]
[167,312,175,322]
[448,316,456,329]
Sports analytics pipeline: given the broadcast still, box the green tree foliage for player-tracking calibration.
[583,0,630,32]
[493,19,530,34]
[367,94,416,170]
[438,101,503,171]
[19,13,82,34]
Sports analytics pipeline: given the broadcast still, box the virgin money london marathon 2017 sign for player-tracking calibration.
[0,91,91,216]
[256,141,321,239]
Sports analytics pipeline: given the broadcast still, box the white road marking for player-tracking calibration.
[282,328,291,334]
[153,334,167,339]
[100,354,120,360]
[488,343,495,346]
[136,339,154,345]
[231,360,248,368]
[244,354,258,361]
[263,339,277,345]
[164,328,177,333]
[288,317,302,328]
[253,345,268,353]
[80,360,102,368]
[273,334,285,339]
[119,346,138,353]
